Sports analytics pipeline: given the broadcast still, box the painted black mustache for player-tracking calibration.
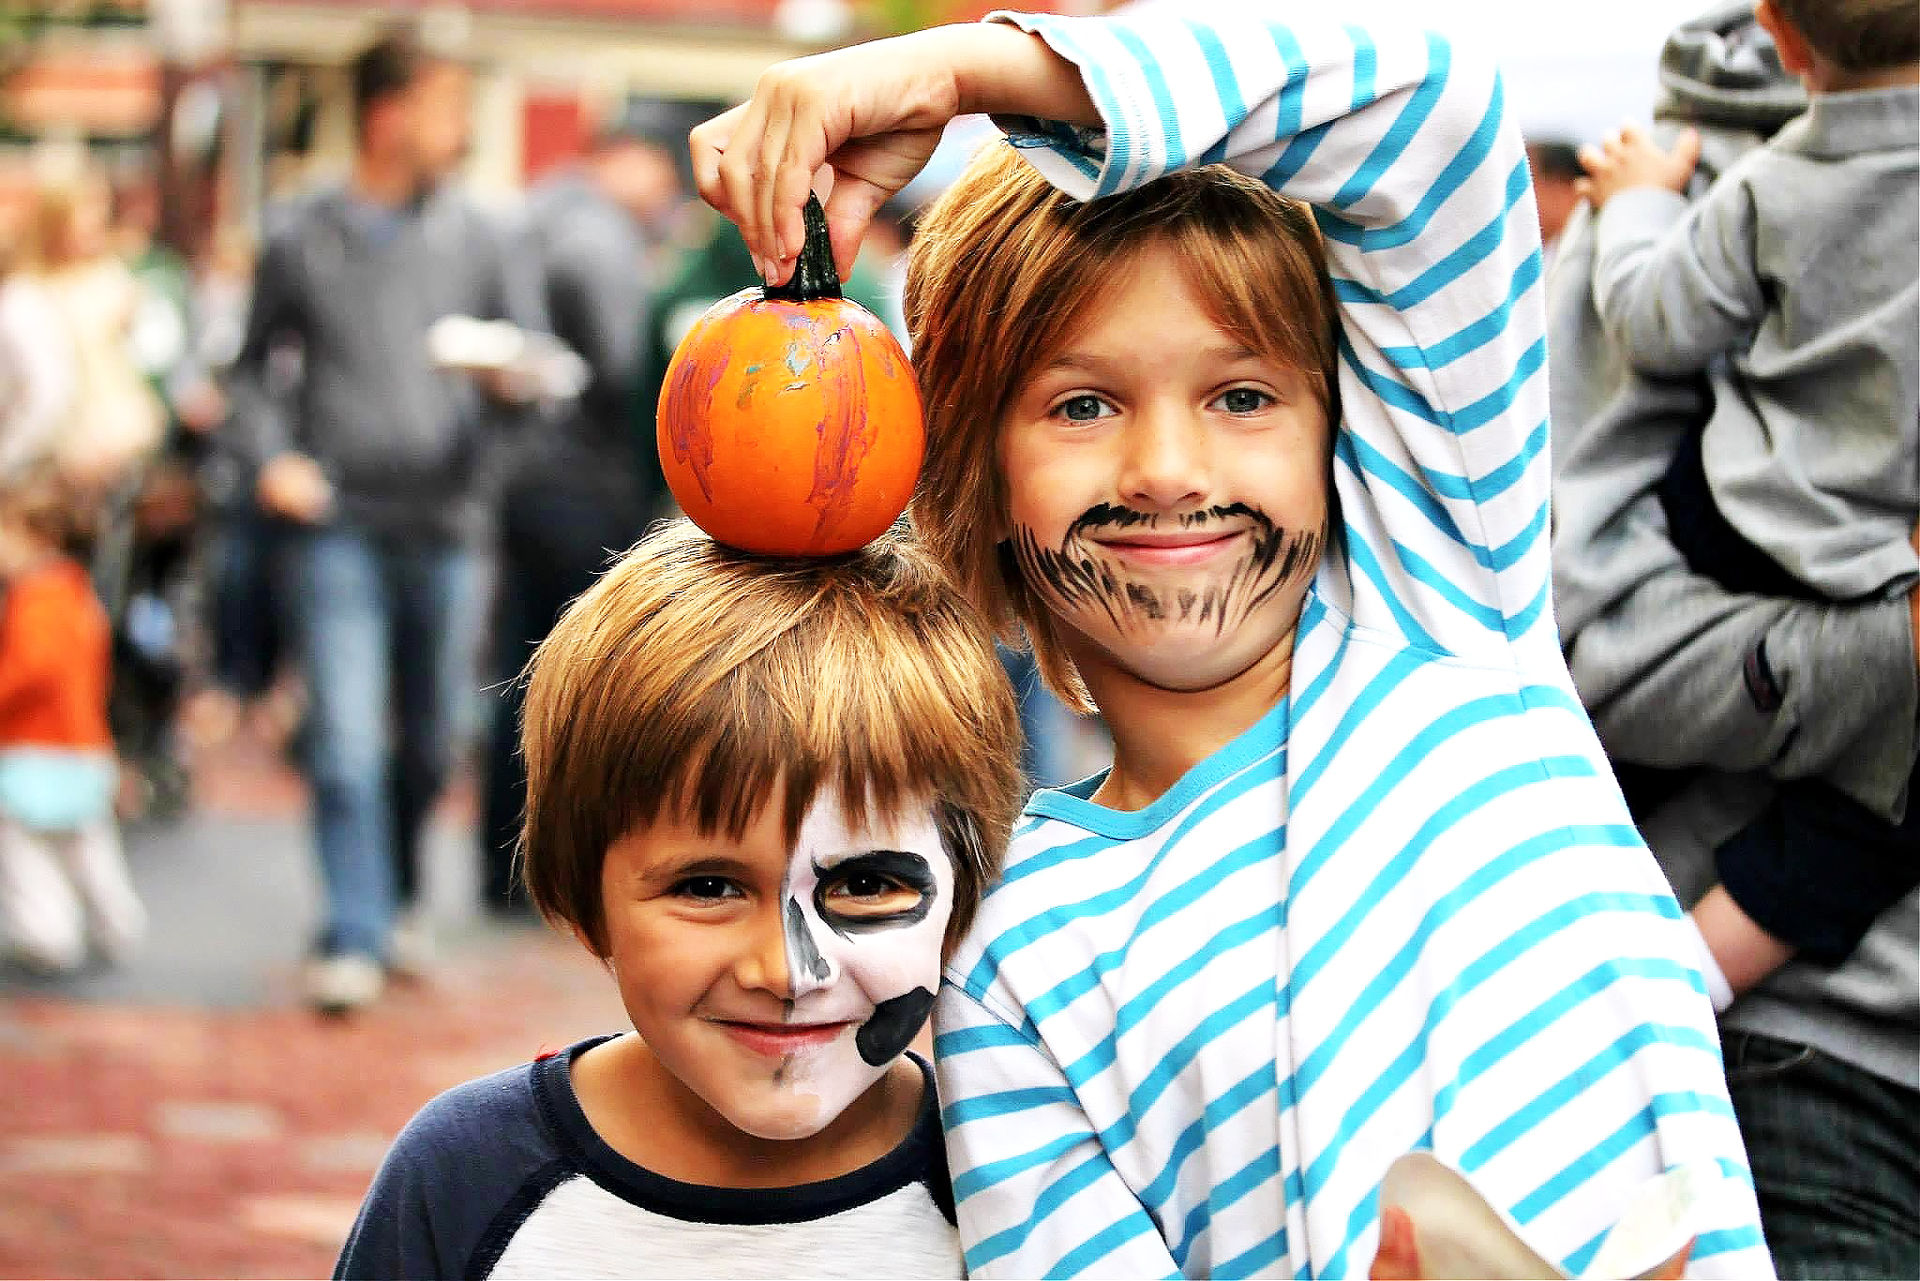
[1069,502,1268,538]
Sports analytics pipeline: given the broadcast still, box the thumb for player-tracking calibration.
[821,176,890,285]
[1649,1237,1694,1280]
[1370,1206,1422,1281]
[1672,126,1703,175]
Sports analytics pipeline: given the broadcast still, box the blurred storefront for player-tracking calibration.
[0,0,1087,255]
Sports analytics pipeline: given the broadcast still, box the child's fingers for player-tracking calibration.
[1368,1207,1420,1281]
[718,99,780,270]
[689,104,745,220]
[1577,143,1607,176]
[751,93,798,269]
[821,177,886,283]
[1671,125,1703,174]
[1573,176,1593,203]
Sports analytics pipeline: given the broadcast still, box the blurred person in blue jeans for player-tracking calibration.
[1551,6,1918,1275]
[223,24,537,1013]
[481,107,680,915]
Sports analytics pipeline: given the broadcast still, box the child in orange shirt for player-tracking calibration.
[0,471,144,972]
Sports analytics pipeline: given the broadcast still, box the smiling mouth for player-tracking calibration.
[715,1020,852,1058]
[1092,529,1246,566]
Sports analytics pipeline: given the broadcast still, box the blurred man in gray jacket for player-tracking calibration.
[1549,7,1918,1276]
[226,25,535,1013]
[481,109,679,913]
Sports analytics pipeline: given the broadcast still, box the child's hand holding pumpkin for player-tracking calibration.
[690,23,1096,286]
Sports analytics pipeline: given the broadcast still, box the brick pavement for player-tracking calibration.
[1,738,627,1280]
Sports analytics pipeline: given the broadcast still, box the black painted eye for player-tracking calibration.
[814,851,939,930]
[1216,387,1271,414]
[822,872,924,918]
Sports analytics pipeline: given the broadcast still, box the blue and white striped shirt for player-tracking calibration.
[933,8,1772,1279]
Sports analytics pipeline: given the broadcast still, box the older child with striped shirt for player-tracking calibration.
[696,6,1771,1277]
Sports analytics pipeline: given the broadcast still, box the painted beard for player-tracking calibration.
[1010,502,1322,640]
[729,794,957,1139]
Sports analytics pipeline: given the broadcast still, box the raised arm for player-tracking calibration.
[1589,175,1768,377]
[983,7,1556,664]
[699,8,1556,665]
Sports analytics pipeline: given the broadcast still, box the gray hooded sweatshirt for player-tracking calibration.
[225,183,535,545]
[1548,4,1918,1091]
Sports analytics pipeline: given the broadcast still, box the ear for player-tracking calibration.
[1754,0,1816,77]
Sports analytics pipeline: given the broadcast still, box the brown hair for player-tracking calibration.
[0,466,81,553]
[519,519,1025,957]
[351,23,458,127]
[904,144,1340,710]
[1771,0,1919,71]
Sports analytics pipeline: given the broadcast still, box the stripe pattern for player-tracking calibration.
[935,8,1772,1279]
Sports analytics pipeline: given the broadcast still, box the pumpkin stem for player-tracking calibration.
[764,194,842,302]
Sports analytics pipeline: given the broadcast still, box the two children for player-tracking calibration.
[696,6,1768,1278]
[0,471,144,973]
[1577,0,1917,1007]
[345,4,1772,1277]
[336,523,1023,1278]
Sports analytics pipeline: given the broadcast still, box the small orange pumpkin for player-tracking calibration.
[657,196,924,556]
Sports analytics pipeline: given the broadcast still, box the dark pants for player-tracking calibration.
[482,478,643,912]
[1638,428,1920,961]
[281,525,486,957]
[1724,1031,1920,1279]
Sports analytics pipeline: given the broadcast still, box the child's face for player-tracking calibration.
[597,784,954,1141]
[1000,242,1330,693]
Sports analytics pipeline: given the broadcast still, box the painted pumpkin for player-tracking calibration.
[657,196,924,556]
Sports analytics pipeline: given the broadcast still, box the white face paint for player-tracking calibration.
[760,787,955,1134]
[601,785,957,1142]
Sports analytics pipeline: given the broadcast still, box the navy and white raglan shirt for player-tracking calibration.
[334,1037,962,1280]
[933,7,1773,1280]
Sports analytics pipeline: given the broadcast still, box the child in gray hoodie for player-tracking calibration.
[1576,0,1917,1009]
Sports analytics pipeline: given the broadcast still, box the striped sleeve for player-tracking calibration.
[989,4,1556,667]
[934,980,1182,1279]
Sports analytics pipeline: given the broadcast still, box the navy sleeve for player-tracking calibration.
[334,1063,561,1281]
[1715,764,1920,964]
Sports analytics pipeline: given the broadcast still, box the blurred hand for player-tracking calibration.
[257,452,333,524]
[475,365,539,406]
[175,379,227,434]
[1367,1206,1693,1280]
[1369,1206,1421,1281]
[1576,125,1701,210]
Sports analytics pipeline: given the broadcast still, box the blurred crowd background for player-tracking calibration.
[0,0,1774,1275]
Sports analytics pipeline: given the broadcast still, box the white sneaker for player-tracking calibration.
[387,908,436,981]
[304,951,384,1014]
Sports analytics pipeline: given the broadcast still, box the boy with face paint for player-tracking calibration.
[335,521,1023,1280]
[695,7,1774,1280]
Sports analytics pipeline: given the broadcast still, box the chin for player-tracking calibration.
[716,1096,838,1142]
[1097,625,1278,692]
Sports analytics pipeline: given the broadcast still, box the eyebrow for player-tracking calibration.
[1039,344,1265,376]
[813,847,939,872]
[637,854,757,883]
